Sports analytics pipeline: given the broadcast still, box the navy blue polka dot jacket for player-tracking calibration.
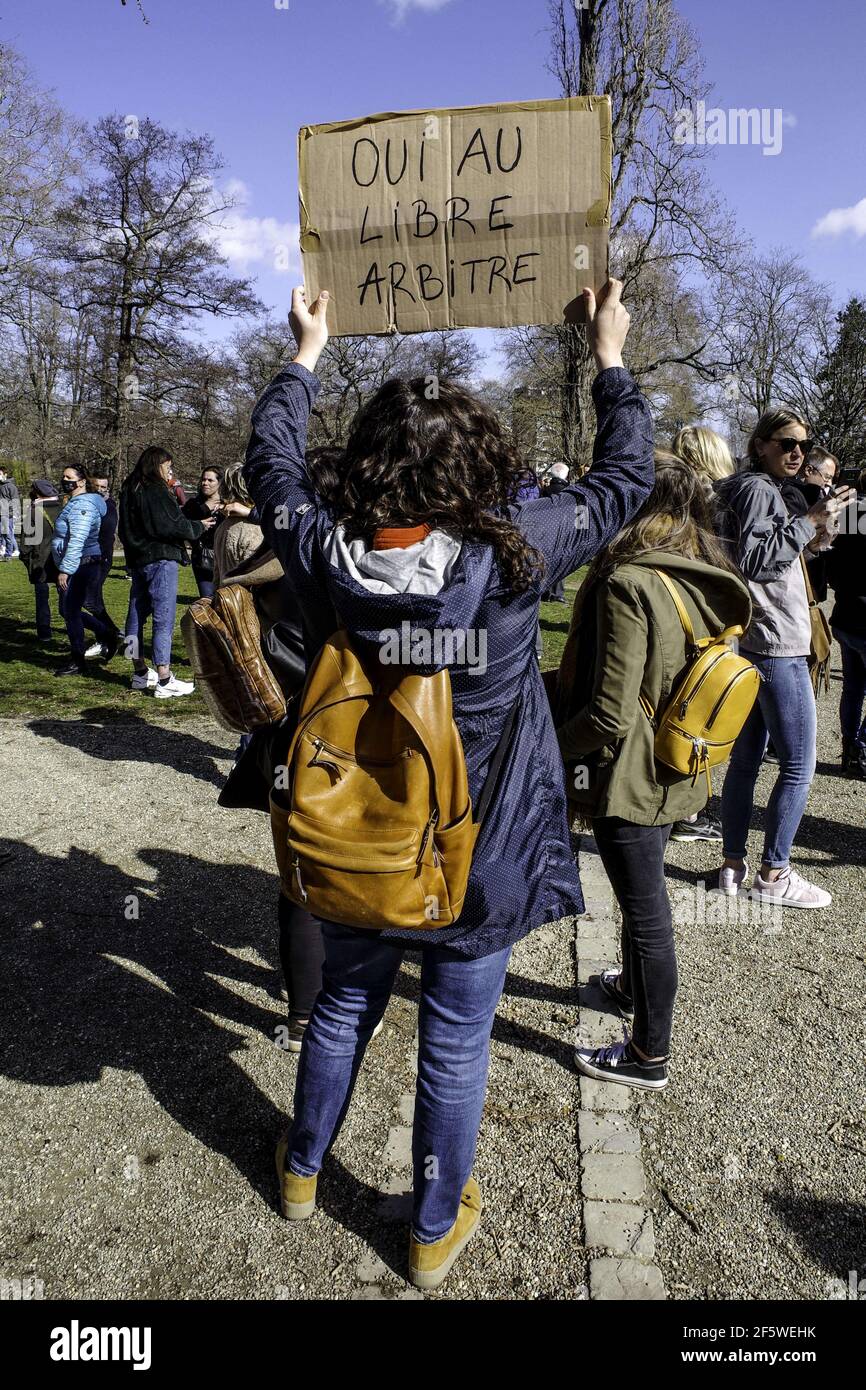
[244,362,654,958]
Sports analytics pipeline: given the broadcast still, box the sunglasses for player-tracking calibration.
[771,436,815,456]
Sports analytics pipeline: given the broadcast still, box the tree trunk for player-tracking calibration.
[563,0,600,474]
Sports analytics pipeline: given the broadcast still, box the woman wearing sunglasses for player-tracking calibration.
[714,410,853,908]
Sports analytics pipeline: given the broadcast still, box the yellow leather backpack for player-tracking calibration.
[269,630,518,932]
[642,569,760,795]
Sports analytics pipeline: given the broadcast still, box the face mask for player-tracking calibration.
[61,478,78,494]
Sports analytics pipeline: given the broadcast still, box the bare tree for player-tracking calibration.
[713,249,834,430]
[503,0,742,470]
[53,115,262,476]
[0,44,80,315]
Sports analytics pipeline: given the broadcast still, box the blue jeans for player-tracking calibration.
[1,515,18,557]
[193,568,215,599]
[287,922,511,1243]
[60,559,117,659]
[832,628,866,746]
[125,560,179,668]
[721,653,816,868]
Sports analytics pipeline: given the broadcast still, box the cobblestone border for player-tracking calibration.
[575,835,667,1300]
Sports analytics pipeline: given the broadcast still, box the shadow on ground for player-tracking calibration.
[27,708,229,789]
[0,836,287,1207]
[765,1192,866,1279]
[1,772,574,1278]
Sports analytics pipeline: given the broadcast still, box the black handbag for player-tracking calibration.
[263,617,308,697]
[217,701,300,814]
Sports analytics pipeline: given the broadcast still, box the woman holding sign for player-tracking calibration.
[244,277,654,1290]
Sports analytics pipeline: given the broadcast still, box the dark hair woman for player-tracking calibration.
[243,278,654,1291]
[119,446,213,697]
[714,411,854,908]
[554,457,751,1092]
[182,466,224,597]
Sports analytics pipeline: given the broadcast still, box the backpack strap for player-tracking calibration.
[474,695,522,828]
[651,568,696,646]
[650,569,743,651]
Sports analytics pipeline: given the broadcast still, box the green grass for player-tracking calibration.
[0,557,208,721]
[539,570,585,670]
[0,557,586,721]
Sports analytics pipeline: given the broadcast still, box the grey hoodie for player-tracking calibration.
[715,469,815,657]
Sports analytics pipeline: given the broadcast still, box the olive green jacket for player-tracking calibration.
[556,551,752,825]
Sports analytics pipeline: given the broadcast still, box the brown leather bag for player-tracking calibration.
[800,554,832,694]
[270,630,516,932]
[181,584,287,732]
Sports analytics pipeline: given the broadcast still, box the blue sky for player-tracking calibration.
[2,0,864,366]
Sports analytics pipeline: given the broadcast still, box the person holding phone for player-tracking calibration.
[183,467,224,597]
[714,412,854,908]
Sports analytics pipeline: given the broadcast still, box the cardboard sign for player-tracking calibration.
[298,96,611,337]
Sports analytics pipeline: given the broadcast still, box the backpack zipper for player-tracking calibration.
[309,739,342,778]
[308,733,414,768]
[417,810,440,865]
[676,650,728,720]
[292,856,308,903]
[704,667,755,730]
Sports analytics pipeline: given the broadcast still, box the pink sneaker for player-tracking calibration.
[749,866,831,910]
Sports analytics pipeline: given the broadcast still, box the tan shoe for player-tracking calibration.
[275,1132,317,1220]
[408,1178,482,1291]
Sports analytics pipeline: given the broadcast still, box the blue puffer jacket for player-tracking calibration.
[244,363,654,958]
[52,492,106,575]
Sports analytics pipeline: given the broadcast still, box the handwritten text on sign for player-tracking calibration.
[298,98,611,336]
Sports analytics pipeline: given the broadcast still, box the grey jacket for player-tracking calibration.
[715,469,815,657]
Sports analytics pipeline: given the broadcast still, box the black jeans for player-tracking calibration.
[591,817,677,1058]
[277,893,325,1022]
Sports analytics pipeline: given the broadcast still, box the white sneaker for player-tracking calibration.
[130,668,158,691]
[154,673,195,699]
[749,866,832,910]
[718,860,749,896]
[84,641,105,660]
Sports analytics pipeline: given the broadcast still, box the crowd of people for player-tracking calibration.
[10,453,260,697]
[3,276,864,1291]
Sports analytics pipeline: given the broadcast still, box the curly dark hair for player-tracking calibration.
[304,446,346,510]
[320,378,543,594]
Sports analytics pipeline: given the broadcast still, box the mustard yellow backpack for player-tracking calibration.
[641,569,760,794]
[269,630,518,932]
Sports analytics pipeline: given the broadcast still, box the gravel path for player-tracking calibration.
[0,714,582,1301]
[1,667,863,1302]
[638,681,866,1300]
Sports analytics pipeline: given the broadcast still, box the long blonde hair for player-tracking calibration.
[585,455,739,590]
[555,456,742,769]
[221,461,252,506]
[673,426,735,482]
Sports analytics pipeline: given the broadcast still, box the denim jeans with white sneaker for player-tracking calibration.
[286,921,510,1243]
[721,654,816,867]
[125,560,179,669]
